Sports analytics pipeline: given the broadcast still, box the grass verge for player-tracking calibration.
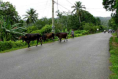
[109,33,118,79]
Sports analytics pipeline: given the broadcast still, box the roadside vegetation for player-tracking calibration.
[0,1,106,52]
[109,33,118,79]
[103,0,118,79]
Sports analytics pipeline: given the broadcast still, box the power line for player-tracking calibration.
[54,1,70,11]
[86,8,106,9]
[42,0,49,17]
[57,0,58,10]
[66,0,73,5]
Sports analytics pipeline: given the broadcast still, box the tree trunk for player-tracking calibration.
[79,15,81,23]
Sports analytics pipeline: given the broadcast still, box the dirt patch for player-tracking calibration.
[112,42,118,47]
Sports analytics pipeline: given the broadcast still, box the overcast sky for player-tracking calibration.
[3,0,112,19]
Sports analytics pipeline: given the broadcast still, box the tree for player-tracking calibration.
[34,17,52,29]
[24,8,38,25]
[103,0,118,24]
[103,0,117,11]
[0,1,20,25]
[56,11,70,31]
[108,18,117,30]
[103,0,118,37]
[71,1,86,24]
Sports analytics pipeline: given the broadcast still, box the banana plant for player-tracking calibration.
[0,16,26,41]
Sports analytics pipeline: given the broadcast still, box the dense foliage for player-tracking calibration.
[0,16,26,41]
[0,41,26,51]
[103,1,118,78]
[0,1,21,25]
[31,25,52,34]
[103,0,118,26]
[34,17,52,29]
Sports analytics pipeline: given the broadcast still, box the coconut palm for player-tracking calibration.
[72,1,86,23]
[24,8,38,25]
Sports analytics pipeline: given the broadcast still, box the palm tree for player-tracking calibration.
[24,8,38,25]
[72,1,86,23]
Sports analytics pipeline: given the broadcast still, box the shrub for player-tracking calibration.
[27,26,38,33]
[40,24,52,34]
[83,23,100,33]
[115,37,118,43]
[81,30,89,35]
[31,24,52,34]
[74,30,89,35]
[0,41,26,52]
[0,41,12,51]
[31,30,41,34]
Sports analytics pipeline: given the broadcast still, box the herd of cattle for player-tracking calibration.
[19,33,68,48]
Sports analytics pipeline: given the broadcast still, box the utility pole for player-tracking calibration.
[52,0,55,33]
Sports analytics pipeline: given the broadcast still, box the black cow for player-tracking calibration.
[20,33,42,48]
[56,33,68,42]
[42,33,55,42]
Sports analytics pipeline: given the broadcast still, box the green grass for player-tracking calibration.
[0,40,56,53]
[109,34,118,79]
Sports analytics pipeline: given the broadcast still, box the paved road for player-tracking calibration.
[0,33,111,79]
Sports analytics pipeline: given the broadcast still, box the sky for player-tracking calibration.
[3,0,112,19]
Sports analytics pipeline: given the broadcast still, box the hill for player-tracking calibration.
[97,17,111,27]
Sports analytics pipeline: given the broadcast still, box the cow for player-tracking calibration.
[20,33,42,48]
[42,33,55,42]
[56,33,68,42]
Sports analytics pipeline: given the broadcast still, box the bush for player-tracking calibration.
[27,26,38,33]
[31,30,41,34]
[74,30,89,35]
[75,34,82,37]
[31,24,52,34]
[115,37,118,43]
[81,30,89,35]
[0,41,26,52]
[82,23,100,33]
[41,24,52,34]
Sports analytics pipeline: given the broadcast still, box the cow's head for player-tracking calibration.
[19,36,27,42]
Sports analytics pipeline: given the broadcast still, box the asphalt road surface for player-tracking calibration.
[0,33,112,79]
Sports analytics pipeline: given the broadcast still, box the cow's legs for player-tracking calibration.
[64,38,66,42]
[64,38,65,42]
[40,38,42,46]
[36,39,39,46]
[52,37,54,41]
[60,38,62,42]
[27,41,30,48]
[52,36,55,41]
[66,36,68,41]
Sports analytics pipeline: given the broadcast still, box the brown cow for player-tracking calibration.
[56,33,68,42]
[20,33,42,48]
[42,33,55,42]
